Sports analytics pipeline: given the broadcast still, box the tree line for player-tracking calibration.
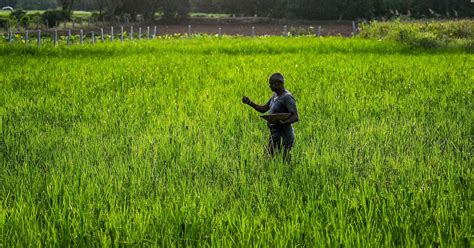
[220,0,473,20]
[1,0,472,20]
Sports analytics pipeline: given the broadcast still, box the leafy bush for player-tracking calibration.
[160,0,191,22]
[19,15,30,28]
[28,14,44,28]
[10,9,26,22]
[359,19,474,49]
[90,12,101,21]
[42,10,71,28]
[0,17,9,28]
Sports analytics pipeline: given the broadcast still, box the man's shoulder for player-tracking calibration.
[282,91,296,101]
[269,92,277,100]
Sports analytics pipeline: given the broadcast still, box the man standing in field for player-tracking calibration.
[242,73,299,162]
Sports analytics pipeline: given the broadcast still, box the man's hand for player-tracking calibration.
[272,120,287,125]
[272,112,298,125]
[242,96,251,105]
[242,96,270,113]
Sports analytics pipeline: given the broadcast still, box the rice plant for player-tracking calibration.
[0,37,472,246]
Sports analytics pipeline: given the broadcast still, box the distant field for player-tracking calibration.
[0,37,472,246]
[0,10,227,18]
[190,12,231,18]
[0,9,46,16]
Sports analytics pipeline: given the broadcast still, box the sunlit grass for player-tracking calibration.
[0,37,472,246]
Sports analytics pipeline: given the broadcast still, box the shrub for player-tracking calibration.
[19,15,30,28]
[29,14,44,28]
[0,17,9,28]
[10,9,26,22]
[42,10,71,28]
[90,12,103,22]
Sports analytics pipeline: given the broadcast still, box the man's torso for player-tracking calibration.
[268,90,296,130]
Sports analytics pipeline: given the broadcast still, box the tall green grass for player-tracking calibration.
[359,19,473,50]
[0,37,472,246]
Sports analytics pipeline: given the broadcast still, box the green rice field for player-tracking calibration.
[0,37,472,246]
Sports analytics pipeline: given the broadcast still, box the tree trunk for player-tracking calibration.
[68,0,75,12]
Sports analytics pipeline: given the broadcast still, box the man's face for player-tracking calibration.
[269,80,282,92]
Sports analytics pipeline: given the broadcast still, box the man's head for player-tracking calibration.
[269,72,285,92]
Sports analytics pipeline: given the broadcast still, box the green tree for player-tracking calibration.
[57,0,79,12]
[160,0,191,20]
[1,0,57,9]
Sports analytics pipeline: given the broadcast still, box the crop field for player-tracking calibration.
[0,37,472,246]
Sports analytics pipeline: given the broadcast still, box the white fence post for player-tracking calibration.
[120,26,124,42]
[53,29,57,45]
[147,26,150,39]
[283,25,288,37]
[188,25,192,37]
[130,26,134,40]
[9,30,13,43]
[110,26,114,42]
[37,30,41,46]
[67,29,71,45]
[153,26,157,38]
[352,21,358,36]
[100,28,104,42]
[317,26,322,37]
[92,31,95,44]
[138,27,142,40]
[80,29,83,45]
[218,27,222,37]
[251,26,255,37]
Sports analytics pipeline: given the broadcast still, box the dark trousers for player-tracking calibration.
[267,126,295,163]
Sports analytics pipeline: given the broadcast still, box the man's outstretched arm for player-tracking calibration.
[242,96,270,113]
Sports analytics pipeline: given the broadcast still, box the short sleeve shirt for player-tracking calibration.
[267,90,297,129]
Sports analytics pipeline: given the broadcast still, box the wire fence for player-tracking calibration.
[1,22,359,46]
